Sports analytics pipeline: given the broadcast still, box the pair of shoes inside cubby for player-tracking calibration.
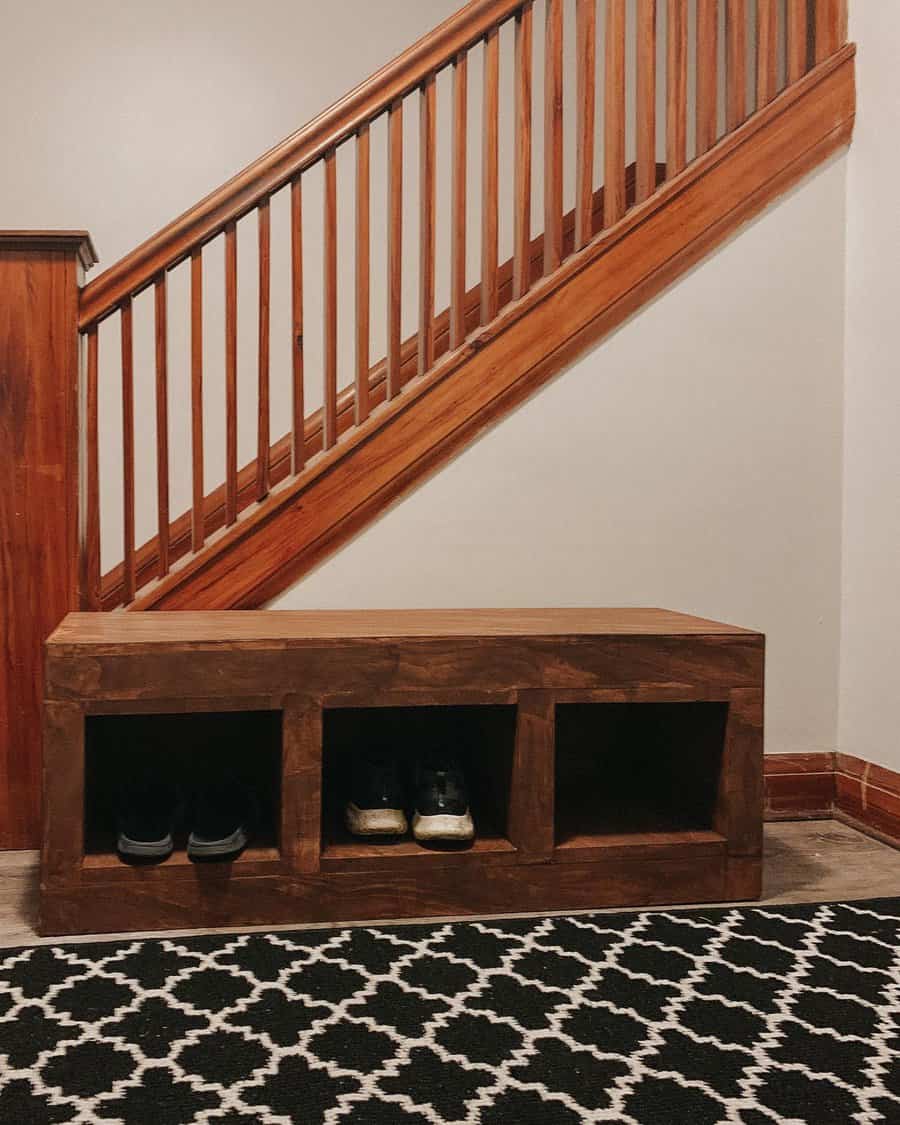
[116,773,255,864]
[345,749,475,843]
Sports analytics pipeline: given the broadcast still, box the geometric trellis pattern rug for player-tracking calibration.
[2,899,899,1124]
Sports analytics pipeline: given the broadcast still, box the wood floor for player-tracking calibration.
[3,820,898,949]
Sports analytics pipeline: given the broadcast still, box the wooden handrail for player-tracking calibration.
[78,0,524,330]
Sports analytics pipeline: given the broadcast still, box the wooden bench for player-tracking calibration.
[41,608,764,936]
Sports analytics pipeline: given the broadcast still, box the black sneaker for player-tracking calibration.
[412,754,474,842]
[187,780,254,861]
[116,775,178,863]
[345,751,408,837]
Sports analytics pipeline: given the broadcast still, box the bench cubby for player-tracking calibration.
[41,609,764,936]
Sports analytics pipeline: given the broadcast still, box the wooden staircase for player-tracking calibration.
[75,0,855,613]
[0,1,855,849]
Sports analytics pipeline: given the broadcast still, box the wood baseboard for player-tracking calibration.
[764,752,900,849]
[764,752,835,821]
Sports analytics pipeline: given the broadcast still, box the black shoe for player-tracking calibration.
[187,780,254,861]
[412,754,474,842]
[116,776,178,863]
[345,751,408,837]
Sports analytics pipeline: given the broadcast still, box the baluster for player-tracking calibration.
[450,53,468,347]
[83,326,100,608]
[387,100,403,398]
[190,246,204,550]
[513,4,533,299]
[635,0,658,205]
[482,27,499,324]
[815,0,847,64]
[696,0,719,156]
[420,75,437,371]
[757,0,778,107]
[787,0,809,83]
[257,199,271,498]
[323,149,338,450]
[575,0,596,248]
[154,275,169,576]
[120,298,135,604]
[544,0,563,273]
[290,177,305,472]
[726,0,748,132]
[605,0,626,228]
[225,221,238,524]
[667,0,688,177]
[356,125,371,424]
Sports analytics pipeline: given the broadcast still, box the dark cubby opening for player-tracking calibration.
[83,711,282,858]
[321,705,517,855]
[555,702,728,846]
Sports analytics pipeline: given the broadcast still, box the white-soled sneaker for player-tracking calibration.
[344,752,408,838]
[412,755,475,843]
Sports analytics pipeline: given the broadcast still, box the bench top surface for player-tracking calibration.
[48,609,760,649]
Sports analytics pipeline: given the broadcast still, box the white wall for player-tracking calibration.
[275,158,849,759]
[0,1,849,759]
[839,6,900,773]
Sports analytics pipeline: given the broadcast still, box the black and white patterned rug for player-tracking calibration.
[3,899,900,1124]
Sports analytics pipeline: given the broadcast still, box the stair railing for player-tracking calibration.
[77,0,848,610]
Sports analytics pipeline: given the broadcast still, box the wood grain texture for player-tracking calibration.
[355,127,371,423]
[763,753,900,852]
[716,688,764,857]
[419,76,437,371]
[604,0,627,228]
[41,609,763,934]
[450,54,469,349]
[726,0,748,131]
[815,0,848,64]
[41,702,85,885]
[833,754,900,849]
[0,821,887,946]
[481,27,500,324]
[224,221,238,524]
[82,326,101,608]
[512,5,533,299]
[283,699,322,872]
[696,0,719,156]
[509,691,555,860]
[125,48,856,613]
[575,0,596,248]
[0,233,89,849]
[787,0,810,84]
[387,100,403,398]
[0,229,96,267]
[120,298,135,604]
[190,247,204,551]
[765,754,836,820]
[290,178,305,473]
[323,149,338,451]
[543,0,564,273]
[51,608,760,646]
[77,0,528,329]
[635,0,658,204]
[757,0,779,108]
[41,856,733,936]
[154,276,170,573]
[257,200,271,498]
[667,0,688,176]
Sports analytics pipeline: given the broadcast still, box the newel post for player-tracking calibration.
[0,230,97,849]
